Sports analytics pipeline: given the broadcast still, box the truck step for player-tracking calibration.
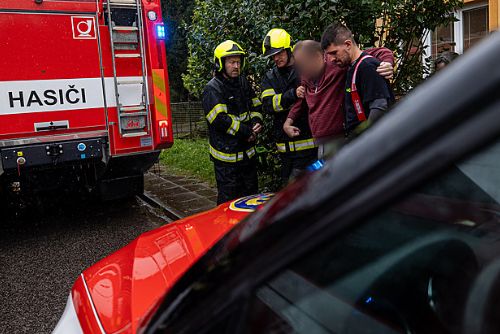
[120,105,146,112]
[120,111,148,117]
[122,131,148,138]
[112,26,139,32]
[117,78,144,85]
[115,53,141,58]
[107,0,137,7]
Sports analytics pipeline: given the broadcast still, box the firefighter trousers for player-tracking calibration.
[214,160,258,205]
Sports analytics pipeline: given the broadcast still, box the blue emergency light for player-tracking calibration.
[156,24,166,40]
[307,159,325,172]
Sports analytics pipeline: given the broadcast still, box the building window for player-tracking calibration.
[462,5,489,51]
[426,3,489,59]
[430,22,455,58]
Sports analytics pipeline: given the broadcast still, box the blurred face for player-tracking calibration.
[223,56,242,78]
[293,49,325,80]
[324,41,352,68]
[272,49,289,68]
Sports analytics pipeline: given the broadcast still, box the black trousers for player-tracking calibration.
[280,149,318,185]
[214,160,258,205]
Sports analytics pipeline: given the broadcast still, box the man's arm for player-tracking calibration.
[248,91,263,125]
[260,75,276,115]
[202,88,253,140]
[357,62,393,122]
[367,99,389,123]
[247,83,263,135]
[283,99,307,138]
[283,117,300,138]
[366,47,395,80]
[260,74,298,113]
[287,97,305,121]
[366,47,394,65]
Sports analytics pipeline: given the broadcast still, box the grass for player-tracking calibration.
[160,138,215,186]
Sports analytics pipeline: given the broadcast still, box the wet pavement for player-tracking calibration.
[0,196,166,334]
[145,166,217,216]
[0,168,217,334]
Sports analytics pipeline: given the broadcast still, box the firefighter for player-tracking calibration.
[261,29,317,184]
[203,40,264,205]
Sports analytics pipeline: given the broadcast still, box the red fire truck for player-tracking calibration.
[0,0,173,200]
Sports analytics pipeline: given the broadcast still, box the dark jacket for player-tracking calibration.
[261,65,315,154]
[202,74,263,164]
[344,52,394,135]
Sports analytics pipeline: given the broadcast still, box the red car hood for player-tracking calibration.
[75,194,273,334]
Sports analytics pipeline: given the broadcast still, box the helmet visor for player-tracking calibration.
[263,47,285,58]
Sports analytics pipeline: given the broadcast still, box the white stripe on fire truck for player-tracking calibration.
[0,77,144,115]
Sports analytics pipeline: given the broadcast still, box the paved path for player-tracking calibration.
[145,164,217,217]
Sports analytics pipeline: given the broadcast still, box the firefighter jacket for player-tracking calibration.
[260,65,316,155]
[203,74,263,164]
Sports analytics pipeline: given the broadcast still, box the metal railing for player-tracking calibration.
[170,102,208,138]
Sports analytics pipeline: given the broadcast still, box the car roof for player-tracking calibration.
[145,32,500,333]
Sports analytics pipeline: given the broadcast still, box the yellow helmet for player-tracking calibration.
[262,28,293,58]
[213,40,246,72]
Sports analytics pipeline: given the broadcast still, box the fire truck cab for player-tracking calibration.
[0,0,173,200]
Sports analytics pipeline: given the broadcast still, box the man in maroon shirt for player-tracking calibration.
[283,40,394,143]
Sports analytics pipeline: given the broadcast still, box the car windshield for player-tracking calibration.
[247,139,500,334]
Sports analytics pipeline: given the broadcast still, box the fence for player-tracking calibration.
[170,102,208,138]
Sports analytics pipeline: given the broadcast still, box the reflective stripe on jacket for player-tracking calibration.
[276,138,317,153]
[209,145,256,163]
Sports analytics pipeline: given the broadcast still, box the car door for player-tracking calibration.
[163,137,500,334]
[243,138,500,333]
[145,32,500,334]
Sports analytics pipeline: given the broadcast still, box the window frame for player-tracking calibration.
[424,1,489,58]
[461,3,490,51]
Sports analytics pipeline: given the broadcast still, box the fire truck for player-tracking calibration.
[0,0,173,200]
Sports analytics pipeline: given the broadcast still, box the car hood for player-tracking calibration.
[77,194,273,334]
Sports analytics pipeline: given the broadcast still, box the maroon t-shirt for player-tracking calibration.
[288,48,394,139]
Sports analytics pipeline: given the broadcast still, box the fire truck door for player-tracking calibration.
[0,6,107,141]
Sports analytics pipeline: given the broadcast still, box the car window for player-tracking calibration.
[245,139,500,334]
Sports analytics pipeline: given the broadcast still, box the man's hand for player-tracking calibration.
[296,86,306,99]
[283,118,300,138]
[284,125,300,138]
[247,133,257,142]
[253,123,262,134]
[377,62,394,80]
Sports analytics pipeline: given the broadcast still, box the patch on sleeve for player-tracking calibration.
[229,193,274,212]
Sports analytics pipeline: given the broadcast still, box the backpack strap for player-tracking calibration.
[351,54,374,122]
